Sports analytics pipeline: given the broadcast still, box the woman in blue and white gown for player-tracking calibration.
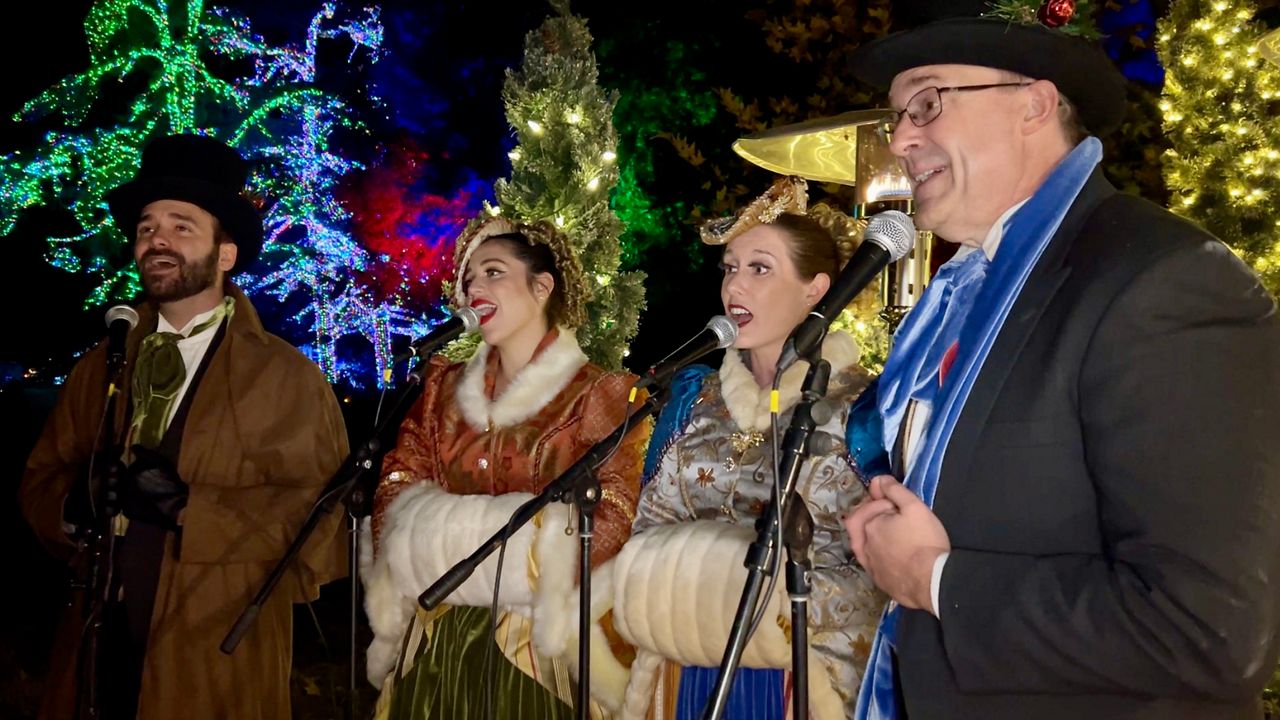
[609,178,890,720]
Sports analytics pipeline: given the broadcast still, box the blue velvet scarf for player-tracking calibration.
[855,137,1103,720]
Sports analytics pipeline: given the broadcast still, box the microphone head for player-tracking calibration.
[105,304,140,330]
[454,305,481,333]
[705,315,738,349]
[863,210,916,262]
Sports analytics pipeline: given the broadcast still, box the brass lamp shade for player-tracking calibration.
[1260,27,1280,69]
[732,110,930,332]
[730,109,912,205]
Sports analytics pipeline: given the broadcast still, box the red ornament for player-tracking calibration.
[1037,0,1076,28]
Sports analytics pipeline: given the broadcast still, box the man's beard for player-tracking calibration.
[139,246,221,302]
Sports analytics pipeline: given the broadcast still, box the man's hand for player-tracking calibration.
[120,445,189,531]
[844,475,950,613]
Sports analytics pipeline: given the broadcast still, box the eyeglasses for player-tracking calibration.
[877,83,1032,144]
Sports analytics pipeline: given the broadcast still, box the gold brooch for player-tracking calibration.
[724,430,765,471]
[729,430,764,454]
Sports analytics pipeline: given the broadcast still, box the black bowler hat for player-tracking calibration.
[850,0,1128,137]
[107,134,264,274]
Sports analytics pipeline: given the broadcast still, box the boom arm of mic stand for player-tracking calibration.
[416,387,666,610]
[700,358,830,720]
[221,361,432,655]
[415,387,666,720]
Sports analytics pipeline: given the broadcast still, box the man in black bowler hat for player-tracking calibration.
[19,134,349,720]
[842,2,1280,718]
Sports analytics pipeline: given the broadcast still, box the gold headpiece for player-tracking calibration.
[699,175,809,246]
[700,175,864,268]
[807,202,865,269]
[451,214,590,329]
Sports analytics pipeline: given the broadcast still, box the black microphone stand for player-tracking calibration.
[782,488,817,720]
[700,351,830,720]
[220,354,435,720]
[416,385,669,720]
[73,347,130,720]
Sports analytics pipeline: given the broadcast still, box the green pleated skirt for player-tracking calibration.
[377,605,575,720]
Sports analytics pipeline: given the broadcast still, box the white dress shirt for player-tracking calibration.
[153,301,225,434]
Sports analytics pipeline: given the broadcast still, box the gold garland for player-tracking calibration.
[451,214,590,329]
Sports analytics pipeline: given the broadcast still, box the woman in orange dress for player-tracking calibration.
[362,216,648,719]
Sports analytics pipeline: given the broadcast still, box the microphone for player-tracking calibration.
[635,315,738,391]
[393,306,481,363]
[105,304,139,375]
[777,210,915,372]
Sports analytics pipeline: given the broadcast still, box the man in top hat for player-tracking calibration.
[19,134,349,720]
[842,1,1280,718]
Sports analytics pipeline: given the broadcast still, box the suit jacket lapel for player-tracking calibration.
[932,170,1116,509]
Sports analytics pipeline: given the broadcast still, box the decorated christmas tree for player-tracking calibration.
[1157,0,1280,295]
[487,0,644,370]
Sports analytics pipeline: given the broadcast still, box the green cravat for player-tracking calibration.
[130,297,235,449]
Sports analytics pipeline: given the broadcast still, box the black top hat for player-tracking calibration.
[106,134,264,274]
[850,0,1127,137]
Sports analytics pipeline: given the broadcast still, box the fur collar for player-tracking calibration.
[719,331,860,432]
[456,328,588,431]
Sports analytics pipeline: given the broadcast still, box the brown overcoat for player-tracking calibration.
[19,285,349,720]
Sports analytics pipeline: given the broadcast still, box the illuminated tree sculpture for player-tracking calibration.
[0,0,454,386]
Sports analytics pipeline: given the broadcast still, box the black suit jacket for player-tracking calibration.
[893,170,1280,719]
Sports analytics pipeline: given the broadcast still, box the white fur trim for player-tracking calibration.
[381,482,575,610]
[367,481,580,685]
[620,649,665,720]
[361,517,417,687]
[455,328,589,431]
[720,331,860,432]
[529,505,579,657]
[584,612,631,713]
[807,647,847,720]
[542,558,631,713]
[612,520,848,719]
[612,520,790,668]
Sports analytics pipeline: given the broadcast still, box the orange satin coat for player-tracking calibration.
[373,332,648,570]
